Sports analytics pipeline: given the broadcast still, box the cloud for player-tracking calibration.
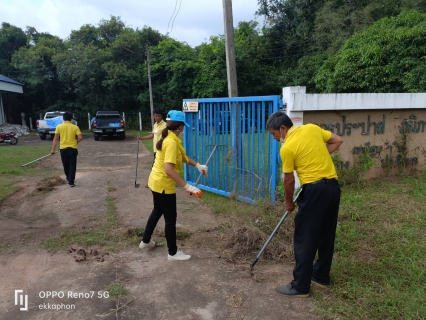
[0,0,261,46]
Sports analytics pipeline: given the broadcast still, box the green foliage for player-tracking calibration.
[333,148,375,186]
[318,176,426,319]
[279,53,328,92]
[315,10,426,93]
[192,36,227,98]
[0,22,27,75]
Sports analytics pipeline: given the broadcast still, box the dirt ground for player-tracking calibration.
[0,133,319,320]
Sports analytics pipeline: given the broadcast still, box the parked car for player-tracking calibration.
[36,111,78,140]
[92,111,125,141]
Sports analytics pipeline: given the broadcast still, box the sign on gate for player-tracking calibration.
[183,101,199,112]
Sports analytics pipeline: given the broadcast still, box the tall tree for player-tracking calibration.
[0,22,27,75]
[315,10,426,93]
[11,31,67,112]
[192,36,227,98]
[257,0,326,67]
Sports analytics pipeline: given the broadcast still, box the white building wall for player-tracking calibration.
[290,91,426,111]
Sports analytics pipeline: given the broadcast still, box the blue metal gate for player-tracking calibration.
[183,96,282,204]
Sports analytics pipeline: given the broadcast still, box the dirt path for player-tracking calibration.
[0,133,318,320]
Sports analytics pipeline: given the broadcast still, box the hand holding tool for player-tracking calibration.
[196,163,208,176]
[184,183,203,198]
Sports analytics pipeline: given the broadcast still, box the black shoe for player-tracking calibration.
[275,283,309,298]
[311,277,329,288]
[145,185,149,188]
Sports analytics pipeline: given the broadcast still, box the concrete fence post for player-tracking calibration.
[21,113,26,126]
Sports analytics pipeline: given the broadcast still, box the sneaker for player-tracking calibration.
[311,277,329,289]
[70,184,75,187]
[168,250,191,261]
[139,240,155,249]
[275,283,309,298]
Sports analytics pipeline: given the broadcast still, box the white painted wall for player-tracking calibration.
[0,82,23,94]
[0,80,24,124]
[286,89,426,111]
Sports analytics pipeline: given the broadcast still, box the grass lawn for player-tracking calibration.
[201,174,426,320]
[0,145,61,202]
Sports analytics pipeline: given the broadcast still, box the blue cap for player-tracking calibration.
[166,110,190,127]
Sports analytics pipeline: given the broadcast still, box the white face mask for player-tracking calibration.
[279,127,285,144]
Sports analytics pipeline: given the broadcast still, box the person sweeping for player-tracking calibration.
[266,111,343,297]
[139,110,208,261]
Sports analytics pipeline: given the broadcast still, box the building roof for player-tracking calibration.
[0,74,23,86]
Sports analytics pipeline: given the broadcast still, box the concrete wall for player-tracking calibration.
[283,86,426,179]
[304,110,426,177]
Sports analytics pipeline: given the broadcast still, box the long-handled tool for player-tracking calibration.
[22,153,54,167]
[193,144,228,187]
[134,138,140,188]
[250,187,303,276]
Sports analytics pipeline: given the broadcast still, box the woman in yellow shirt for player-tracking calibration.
[139,110,208,261]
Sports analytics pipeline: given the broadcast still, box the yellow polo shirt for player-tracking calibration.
[55,121,81,149]
[148,131,184,194]
[280,124,338,185]
[153,120,167,152]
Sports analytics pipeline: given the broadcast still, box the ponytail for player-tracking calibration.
[156,127,169,151]
[156,120,183,151]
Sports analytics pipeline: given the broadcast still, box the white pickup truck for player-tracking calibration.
[36,111,78,140]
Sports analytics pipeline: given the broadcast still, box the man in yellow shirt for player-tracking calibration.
[137,109,167,163]
[266,111,343,297]
[51,112,83,187]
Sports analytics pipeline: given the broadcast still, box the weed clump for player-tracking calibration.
[224,225,292,262]
[34,176,66,192]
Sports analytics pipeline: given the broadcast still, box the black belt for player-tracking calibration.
[303,178,336,186]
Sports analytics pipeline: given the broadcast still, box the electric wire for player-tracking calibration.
[169,0,183,36]
[166,0,179,35]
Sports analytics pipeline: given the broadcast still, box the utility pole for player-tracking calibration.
[146,45,154,128]
[222,0,238,97]
[120,43,155,129]
[223,0,240,179]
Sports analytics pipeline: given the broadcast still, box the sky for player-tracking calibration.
[0,0,263,47]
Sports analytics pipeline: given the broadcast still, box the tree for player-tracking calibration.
[11,32,67,112]
[149,39,197,110]
[313,0,426,54]
[315,10,426,93]
[0,22,27,75]
[192,36,227,98]
[279,53,328,92]
[257,0,326,66]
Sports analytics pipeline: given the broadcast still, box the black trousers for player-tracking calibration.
[142,191,177,255]
[291,179,341,294]
[60,148,78,185]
